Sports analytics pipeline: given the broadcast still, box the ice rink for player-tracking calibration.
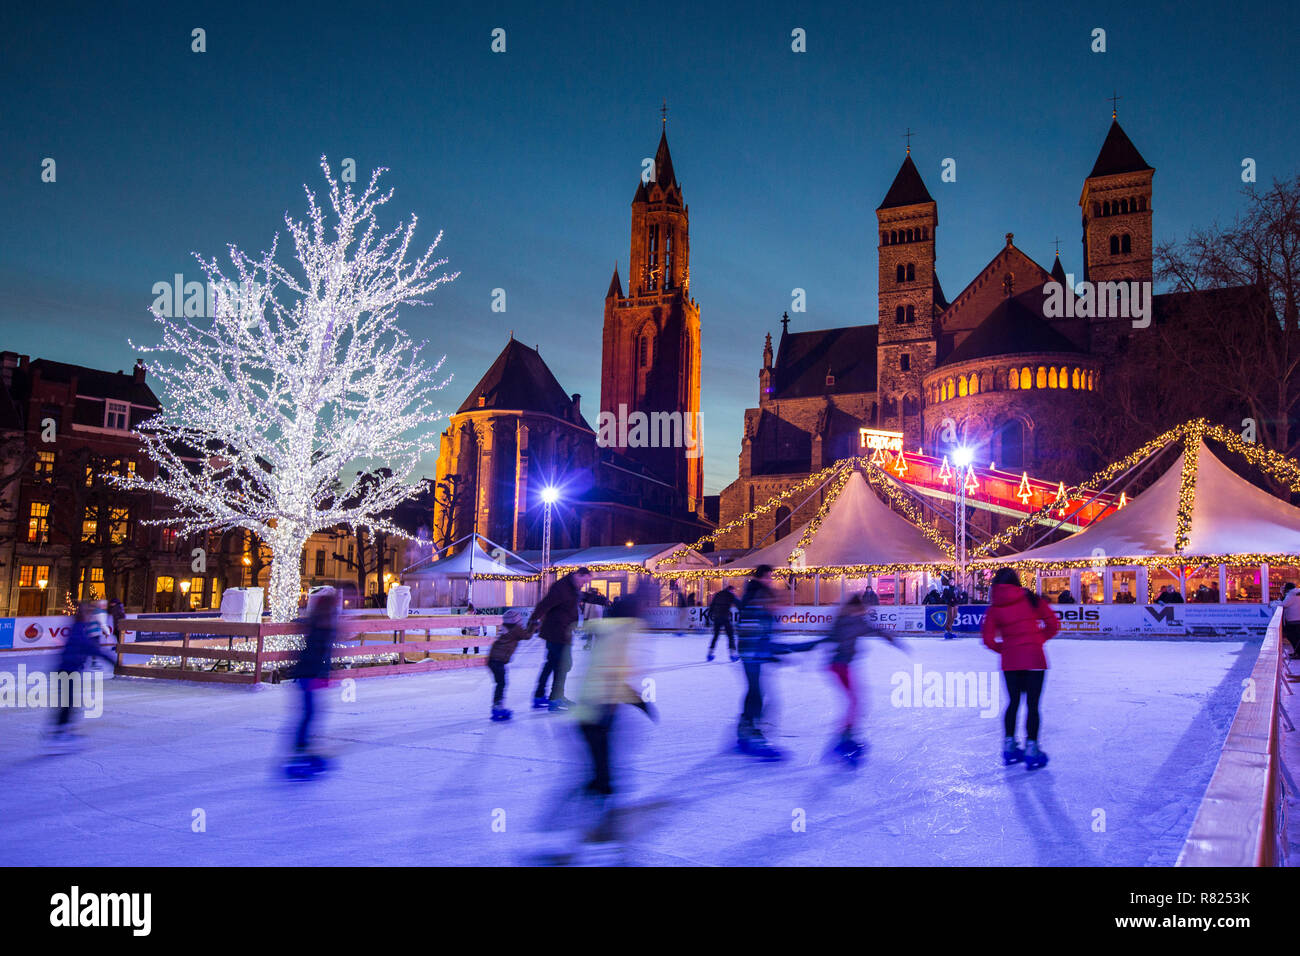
[0,633,1257,866]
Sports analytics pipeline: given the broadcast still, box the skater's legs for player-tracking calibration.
[550,644,573,700]
[295,680,315,752]
[740,662,764,727]
[579,707,616,794]
[535,642,560,698]
[1003,670,1027,739]
[709,619,723,653]
[724,619,736,652]
[1023,670,1045,741]
[829,661,857,735]
[488,660,507,706]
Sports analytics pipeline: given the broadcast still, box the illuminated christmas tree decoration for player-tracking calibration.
[938,456,953,485]
[1118,491,1128,508]
[891,446,908,477]
[964,469,979,495]
[1016,472,1033,505]
[112,158,457,621]
[869,445,886,466]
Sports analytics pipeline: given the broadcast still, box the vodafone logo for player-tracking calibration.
[21,622,43,643]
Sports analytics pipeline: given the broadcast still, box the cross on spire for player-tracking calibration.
[904,127,917,154]
[661,98,668,128]
[781,311,790,334]
[1053,236,1061,257]
[1109,91,1122,119]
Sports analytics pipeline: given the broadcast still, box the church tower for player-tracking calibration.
[876,152,940,443]
[600,123,703,513]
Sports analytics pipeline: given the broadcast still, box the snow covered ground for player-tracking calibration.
[0,634,1256,866]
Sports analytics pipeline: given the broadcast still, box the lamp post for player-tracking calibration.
[179,578,191,612]
[541,486,559,591]
[952,446,973,595]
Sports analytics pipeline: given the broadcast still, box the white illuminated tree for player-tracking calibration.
[117,158,457,621]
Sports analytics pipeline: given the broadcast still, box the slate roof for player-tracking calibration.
[26,359,160,407]
[877,154,934,210]
[771,325,879,398]
[939,288,1084,367]
[1088,119,1153,178]
[455,339,589,426]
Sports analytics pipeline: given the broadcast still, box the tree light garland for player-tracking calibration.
[112,157,457,622]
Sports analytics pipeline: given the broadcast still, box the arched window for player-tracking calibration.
[1020,367,1031,389]
[921,226,928,239]
[638,334,651,367]
[906,305,916,323]
[773,506,791,539]
[1058,367,1068,389]
[998,420,1025,469]
[906,263,916,281]
[895,306,905,324]
[1088,370,1096,390]
[1121,234,1132,253]
[970,373,980,395]
[1071,368,1080,389]
[1102,201,1110,216]
[1110,235,1120,255]
[1138,196,1146,212]
[891,230,898,244]
[1048,367,1057,388]
[906,228,914,242]
[1036,367,1047,389]
[1008,367,1019,390]
[1120,198,1129,213]
[896,264,906,283]
[882,232,890,245]
[958,375,968,398]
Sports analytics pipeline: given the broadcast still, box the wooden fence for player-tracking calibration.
[114,614,502,685]
[1176,607,1288,866]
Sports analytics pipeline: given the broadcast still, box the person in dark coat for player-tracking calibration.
[48,601,116,747]
[107,598,127,641]
[861,585,881,606]
[289,587,339,770]
[1056,589,1076,604]
[487,608,534,720]
[530,568,592,711]
[706,585,738,661]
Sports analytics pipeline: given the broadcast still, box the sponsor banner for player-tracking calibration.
[645,605,925,633]
[0,619,12,649]
[924,605,987,633]
[864,606,927,632]
[1181,604,1274,631]
[3,616,76,650]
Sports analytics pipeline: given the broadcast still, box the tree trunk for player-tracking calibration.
[267,525,310,622]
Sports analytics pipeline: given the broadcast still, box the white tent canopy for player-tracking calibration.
[407,539,528,579]
[993,441,1300,564]
[724,469,950,572]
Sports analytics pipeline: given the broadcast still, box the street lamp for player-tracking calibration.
[540,486,560,589]
[952,447,973,595]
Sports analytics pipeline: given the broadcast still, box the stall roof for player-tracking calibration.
[405,540,528,578]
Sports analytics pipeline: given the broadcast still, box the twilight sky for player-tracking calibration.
[1,0,1296,495]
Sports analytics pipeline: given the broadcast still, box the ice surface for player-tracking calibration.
[0,635,1255,866]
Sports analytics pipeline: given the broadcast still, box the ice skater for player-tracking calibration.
[486,608,534,720]
[735,565,819,760]
[46,601,116,752]
[705,584,737,661]
[286,586,339,779]
[822,593,900,765]
[530,567,592,711]
[980,567,1060,770]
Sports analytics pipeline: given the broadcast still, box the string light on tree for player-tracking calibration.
[111,157,458,622]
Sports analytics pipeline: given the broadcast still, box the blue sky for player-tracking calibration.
[1,0,1295,494]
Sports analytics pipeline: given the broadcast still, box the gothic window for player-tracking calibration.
[906,305,916,323]
[900,353,910,371]
[773,506,791,539]
[664,227,674,289]
[1008,367,1019,390]
[1121,233,1132,253]
[1002,273,1014,296]
[895,306,905,324]
[1020,367,1032,389]
[906,263,916,281]
[896,264,906,283]
[647,223,660,290]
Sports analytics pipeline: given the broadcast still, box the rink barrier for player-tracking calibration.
[1175,607,1286,867]
[114,614,503,684]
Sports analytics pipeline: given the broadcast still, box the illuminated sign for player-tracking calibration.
[859,428,904,452]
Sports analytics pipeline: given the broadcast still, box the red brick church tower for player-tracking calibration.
[599,123,703,513]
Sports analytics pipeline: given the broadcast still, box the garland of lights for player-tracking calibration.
[661,462,843,564]
[788,461,853,564]
[972,553,1300,571]
[1174,420,1204,553]
[861,457,957,557]
[108,158,457,623]
[1203,424,1300,491]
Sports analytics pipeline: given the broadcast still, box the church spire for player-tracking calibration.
[606,263,623,299]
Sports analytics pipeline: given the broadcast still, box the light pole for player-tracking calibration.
[541,486,559,591]
[952,446,973,596]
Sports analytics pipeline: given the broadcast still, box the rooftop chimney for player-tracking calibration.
[570,393,582,423]
[133,359,146,384]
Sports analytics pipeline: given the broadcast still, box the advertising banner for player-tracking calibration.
[2,616,76,651]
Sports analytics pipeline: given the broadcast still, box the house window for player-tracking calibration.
[190,577,206,609]
[34,451,54,478]
[80,567,106,600]
[28,502,50,543]
[905,305,916,323]
[160,527,178,550]
[895,306,905,324]
[900,354,910,372]
[315,549,326,576]
[105,400,130,431]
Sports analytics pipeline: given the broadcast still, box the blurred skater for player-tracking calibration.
[822,593,899,764]
[529,567,592,711]
[981,568,1060,770]
[46,601,116,752]
[705,584,737,661]
[486,608,534,720]
[735,565,819,760]
[286,586,338,779]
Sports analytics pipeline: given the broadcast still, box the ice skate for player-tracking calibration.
[1002,736,1025,766]
[548,698,572,712]
[706,651,715,662]
[1024,740,1049,770]
[44,729,85,755]
[830,734,865,766]
[285,752,329,780]
[491,705,513,722]
[737,724,786,761]
[532,696,549,709]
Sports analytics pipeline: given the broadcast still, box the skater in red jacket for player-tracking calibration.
[980,568,1060,770]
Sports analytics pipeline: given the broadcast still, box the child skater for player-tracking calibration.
[980,567,1060,770]
[823,593,900,765]
[487,609,534,721]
